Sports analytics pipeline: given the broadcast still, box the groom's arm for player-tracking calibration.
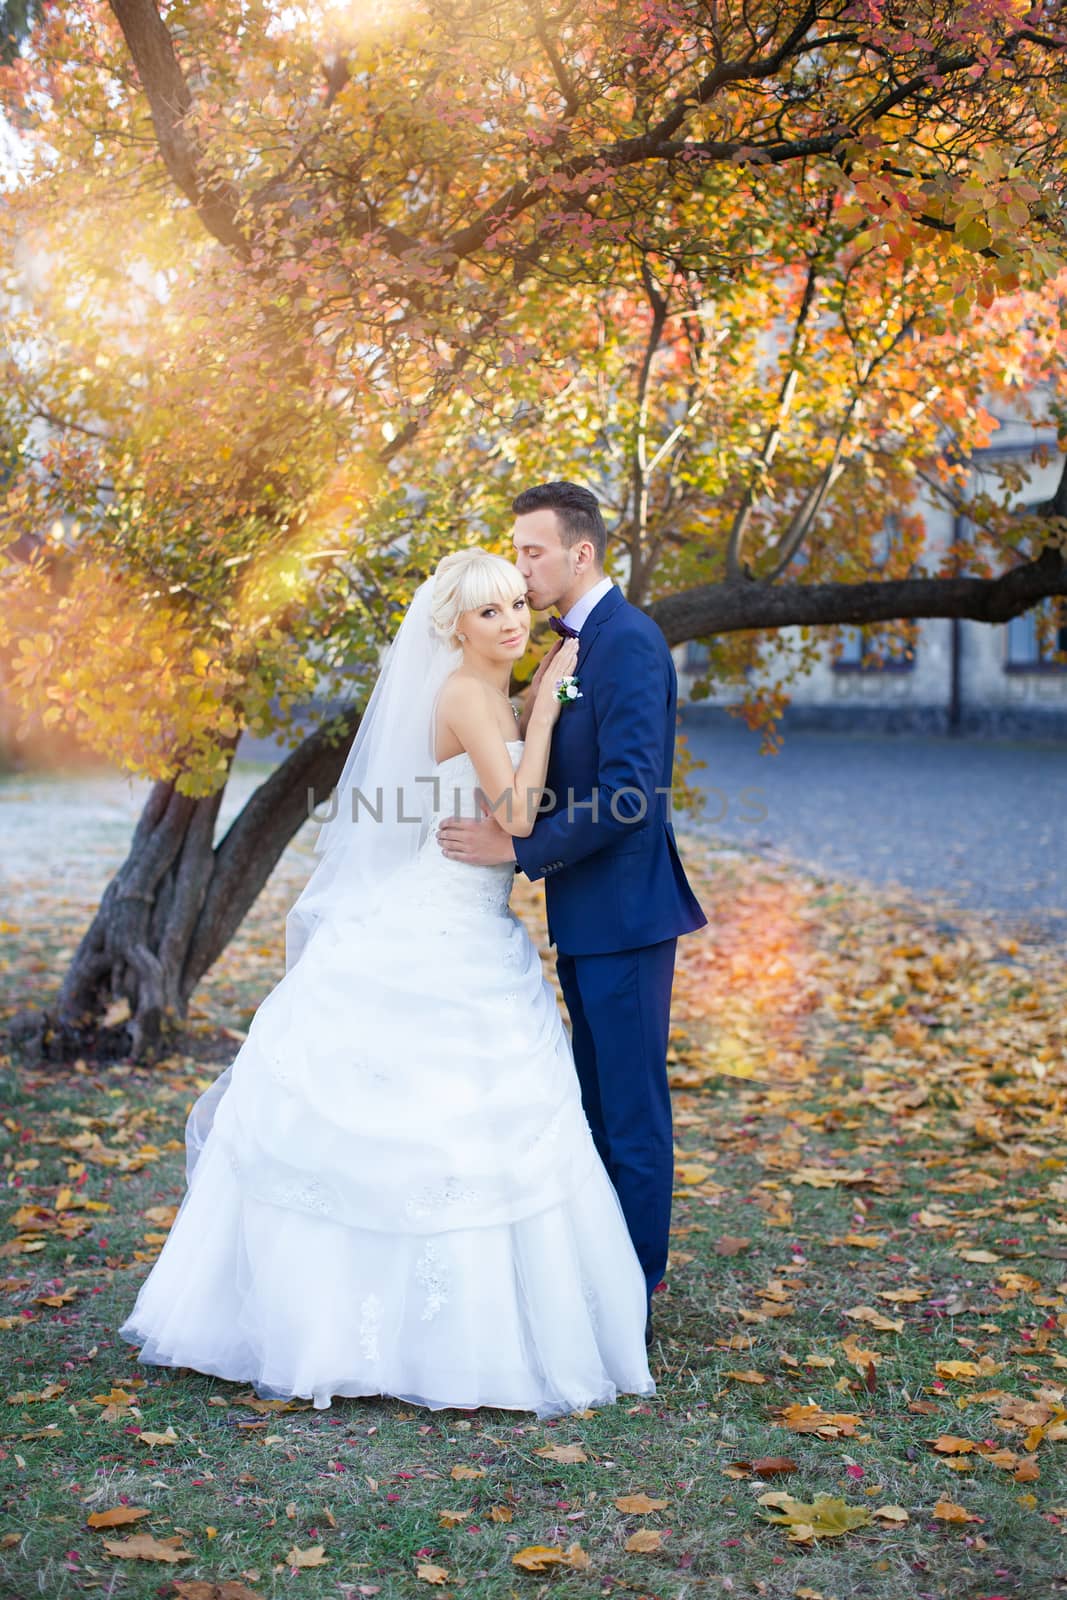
[513,626,669,883]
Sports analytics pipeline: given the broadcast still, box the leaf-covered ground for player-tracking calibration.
[1,792,1065,1600]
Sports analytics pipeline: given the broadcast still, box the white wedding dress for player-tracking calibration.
[119,739,655,1417]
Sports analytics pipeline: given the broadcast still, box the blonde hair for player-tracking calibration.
[430,549,526,649]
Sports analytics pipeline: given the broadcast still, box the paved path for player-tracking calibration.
[678,708,1066,939]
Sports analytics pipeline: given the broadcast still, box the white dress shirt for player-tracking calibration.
[560,575,614,634]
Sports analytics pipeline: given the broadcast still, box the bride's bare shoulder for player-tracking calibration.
[437,673,492,718]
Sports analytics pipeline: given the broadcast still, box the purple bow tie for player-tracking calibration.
[548,614,580,640]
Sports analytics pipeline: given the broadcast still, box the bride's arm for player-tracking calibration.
[437,644,577,837]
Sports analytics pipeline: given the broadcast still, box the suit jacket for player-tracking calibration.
[512,585,708,955]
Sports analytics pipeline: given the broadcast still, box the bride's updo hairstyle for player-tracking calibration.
[430,549,527,650]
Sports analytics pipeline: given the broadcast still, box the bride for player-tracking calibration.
[119,548,656,1418]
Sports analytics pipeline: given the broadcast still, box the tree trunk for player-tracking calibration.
[9,706,359,1064]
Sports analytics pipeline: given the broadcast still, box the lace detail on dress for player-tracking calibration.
[414,1239,448,1321]
[359,1291,383,1361]
[405,1176,482,1221]
[273,1176,333,1215]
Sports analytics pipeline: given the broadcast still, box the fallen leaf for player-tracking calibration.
[137,1428,179,1447]
[173,1584,265,1600]
[932,1498,982,1524]
[725,1369,767,1385]
[285,1544,328,1568]
[844,1305,904,1333]
[533,1443,587,1464]
[714,1236,751,1256]
[437,1509,469,1528]
[102,1533,192,1562]
[449,1464,485,1479]
[415,1563,449,1585]
[87,1507,151,1529]
[730,1456,797,1477]
[758,1491,871,1542]
[873,1505,909,1523]
[512,1543,587,1571]
[615,1493,669,1513]
[624,1528,664,1552]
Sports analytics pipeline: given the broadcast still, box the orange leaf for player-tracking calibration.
[87,1507,152,1529]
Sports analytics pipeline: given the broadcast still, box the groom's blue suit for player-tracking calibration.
[512,582,707,1312]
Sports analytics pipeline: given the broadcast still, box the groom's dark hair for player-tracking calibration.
[512,481,607,568]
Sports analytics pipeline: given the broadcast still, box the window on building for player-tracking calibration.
[684,640,710,672]
[1005,599,1067,670]
[831,623,916,672]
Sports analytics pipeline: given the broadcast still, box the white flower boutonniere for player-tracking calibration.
[554,674,583,706]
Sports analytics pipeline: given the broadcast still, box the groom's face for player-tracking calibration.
[511,509,575,612]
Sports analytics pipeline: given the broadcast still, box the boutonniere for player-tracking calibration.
[554,674,583,706]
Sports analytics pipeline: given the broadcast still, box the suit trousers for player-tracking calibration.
[555,937,678,1310]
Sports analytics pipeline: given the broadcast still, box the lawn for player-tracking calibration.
[1,767,1064,1600]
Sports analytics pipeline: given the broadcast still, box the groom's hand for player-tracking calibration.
[437,803,518,866]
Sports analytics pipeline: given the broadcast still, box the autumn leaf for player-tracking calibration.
[725,1369,767,1385]
[932,1498,983,1524]
[533,1443,587,1464]
[931,1435,977,1455]
[624,1528,664,1552]
[86,1506,151,1528]
[774,1403,860,1437]
[437,1508,470,1527]
[415,1562,449,1584]
[729,1457,797,1478]
[615,1493,669,1512]
[449,1464,485,1479]
[873,1505,910,1523]
[137,1428,179,1446]
[487,1504,513,1522]
[758,1491,872,1542]
[512,1543,587,1571]
[102,1533,193,1562]
[844,1305,904,1333]
[713,1235,751,1256]
[674,1163,713,1184]
[285,1544,328,1567]
[173,1584,265,1600]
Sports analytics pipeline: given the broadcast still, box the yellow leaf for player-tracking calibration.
[512,1543,587,1572]
[935,1361,978,1381]
[615,1493,669,1513]
[533,1442,587,1463]
[873,1504,909,1522]
[286,1544,328,1567]
[624,1528,664,1552]
[674,1163,713,1184]
[137,1429,179,1447]
[437,1509,469,1527]
[415,1562,449,1584]
[449,1464,485,1479]
[844,1305,903,1333]
[759,1491,871,1541]
[726,1370,767,1385]
[488,1504,513,1522]
[102,1534,193,1562]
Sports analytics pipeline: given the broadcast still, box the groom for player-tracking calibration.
[438,481,708,1345]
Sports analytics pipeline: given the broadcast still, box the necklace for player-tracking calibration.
[489,681,520,723]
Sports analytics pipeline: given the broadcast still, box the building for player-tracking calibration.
[675,426,1067,737]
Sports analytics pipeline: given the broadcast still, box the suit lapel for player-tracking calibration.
[576,583,625,674]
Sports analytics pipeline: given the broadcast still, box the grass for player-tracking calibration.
[1,772,1065,1600]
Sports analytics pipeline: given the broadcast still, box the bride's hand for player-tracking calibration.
[530,637,579,727]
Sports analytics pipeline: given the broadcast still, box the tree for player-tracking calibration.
[1,0,1065,1059]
